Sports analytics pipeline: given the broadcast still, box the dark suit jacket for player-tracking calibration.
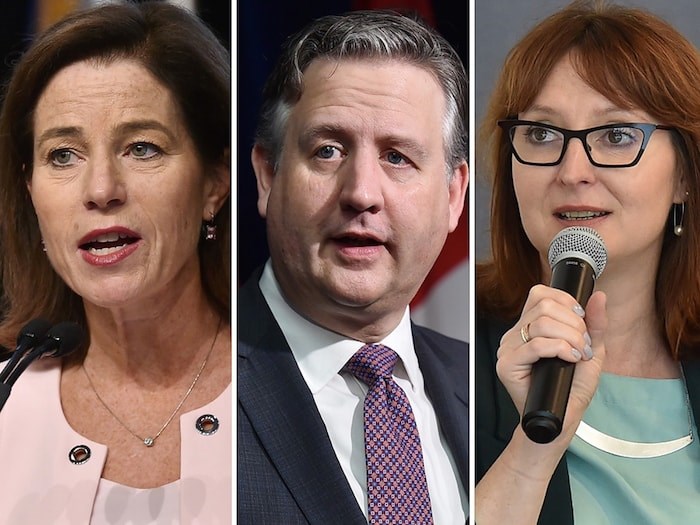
[476,314,700,524]
[238,271,469,524]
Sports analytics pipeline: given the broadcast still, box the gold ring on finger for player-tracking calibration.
[520,323,531,344]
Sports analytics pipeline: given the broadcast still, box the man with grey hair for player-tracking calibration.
[238,10,468,524]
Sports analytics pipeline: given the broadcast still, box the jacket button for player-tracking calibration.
[68,444,91,465]
[195,414,219,436]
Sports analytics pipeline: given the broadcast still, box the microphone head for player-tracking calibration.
[548,226,607,279]
[41,322,85,358]
[16,318,52,348]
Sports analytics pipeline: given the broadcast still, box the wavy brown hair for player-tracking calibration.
[477,0,700,359]
[0,2,231,352]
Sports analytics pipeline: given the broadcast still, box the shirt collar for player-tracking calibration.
[259,260,422,394]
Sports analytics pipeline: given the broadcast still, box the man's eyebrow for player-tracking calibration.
[300,125,430,159]
[299,124,349,142]
[383,136,429,160]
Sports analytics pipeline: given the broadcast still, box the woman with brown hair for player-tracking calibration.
[476,1,700,523]
[0,2,231,522]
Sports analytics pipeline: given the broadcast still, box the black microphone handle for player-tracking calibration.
[0,333,43,383]
[4,322,84,388]
[0,322,83,414]
[0,349,22,383]
[522,258,596,444]
[0,319,52,383]
[0,383,9,412]
[3,341,58,388]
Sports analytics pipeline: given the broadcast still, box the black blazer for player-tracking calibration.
[238,271,469,524]
[476,314,700,524]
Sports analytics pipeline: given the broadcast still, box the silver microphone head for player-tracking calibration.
[548,226,607,278]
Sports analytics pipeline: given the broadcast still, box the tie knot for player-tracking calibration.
[343,343,398,386]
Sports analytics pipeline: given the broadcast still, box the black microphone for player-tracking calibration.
[0,318,52,382]
[0,322,85,412]
[522,226,607,444]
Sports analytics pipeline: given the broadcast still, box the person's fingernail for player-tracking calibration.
[573,303,585,317]
[583,344,593,360]
[584,332,592,346]
[571,348,582,360]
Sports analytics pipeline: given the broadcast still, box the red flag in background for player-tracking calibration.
[352,0,469,342]
[353,0,436,25]
[411,212,469,342]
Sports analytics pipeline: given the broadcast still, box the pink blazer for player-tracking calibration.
[0,358,231,524]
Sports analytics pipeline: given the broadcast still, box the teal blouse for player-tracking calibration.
[568,373,700,524]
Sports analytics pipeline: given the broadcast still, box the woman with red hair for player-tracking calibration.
[476,2,700,522]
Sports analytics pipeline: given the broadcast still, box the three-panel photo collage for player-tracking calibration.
[0,0,698,523]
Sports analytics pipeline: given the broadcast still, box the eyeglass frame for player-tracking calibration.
[497,119,677,168]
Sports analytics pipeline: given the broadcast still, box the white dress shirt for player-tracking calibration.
[259,262,467,524]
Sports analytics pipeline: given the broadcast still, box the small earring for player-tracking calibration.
[203,212,216,241]
[673,202,685,237]
[41,239,47,252]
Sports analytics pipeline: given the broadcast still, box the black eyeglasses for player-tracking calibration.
[497,120,676,168]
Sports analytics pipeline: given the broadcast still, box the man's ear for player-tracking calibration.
[447,160,469,232]
[251,144,275,219]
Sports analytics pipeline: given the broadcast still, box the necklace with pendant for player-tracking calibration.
[82,318,221,447]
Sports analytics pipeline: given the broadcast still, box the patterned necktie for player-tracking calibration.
[343,344,433,525]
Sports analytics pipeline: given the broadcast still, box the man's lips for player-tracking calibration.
[332,234,384,247]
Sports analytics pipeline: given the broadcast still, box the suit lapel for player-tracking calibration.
[238,277,366,525]
[682,359,700,428]
[412,326,469,488]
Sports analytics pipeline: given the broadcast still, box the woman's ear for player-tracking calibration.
[203,149,231,219]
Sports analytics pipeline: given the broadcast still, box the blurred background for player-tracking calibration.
[0,0,230,83]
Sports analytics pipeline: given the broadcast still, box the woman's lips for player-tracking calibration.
[555,210,610,221]
[78,228,142,266]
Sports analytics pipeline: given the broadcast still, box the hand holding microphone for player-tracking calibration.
[521,227,607,443]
